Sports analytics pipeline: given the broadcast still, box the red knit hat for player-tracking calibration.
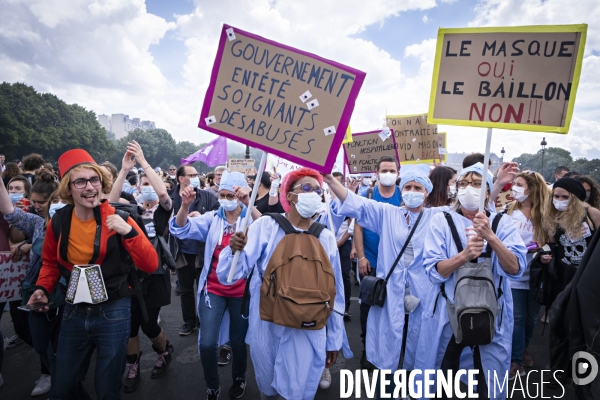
[279,167,323,212]
[58,149,96,178]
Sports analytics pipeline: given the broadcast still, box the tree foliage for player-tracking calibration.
[0,82,116,162]
[512,147,600,182]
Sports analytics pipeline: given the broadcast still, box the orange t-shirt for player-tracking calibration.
[66,211,97,265]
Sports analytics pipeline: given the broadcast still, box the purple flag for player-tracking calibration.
[181,136,228,167]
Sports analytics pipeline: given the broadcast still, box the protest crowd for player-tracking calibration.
[1,141,599,400]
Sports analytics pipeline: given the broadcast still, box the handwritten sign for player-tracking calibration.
[199,24,366,172]
[386,114,446,163]
[228,158,256,173]
[428,25,587,133]
[343,129,399,173]
[0,251,30,302]
[495,189,514,211]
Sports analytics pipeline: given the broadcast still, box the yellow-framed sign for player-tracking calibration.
[341,125,353,144]
[386,113,446,164]
[428,24,587,134]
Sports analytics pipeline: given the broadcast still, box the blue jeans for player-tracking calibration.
[55,298,131,400]
[511,288,542,365]
[199,293,248,390]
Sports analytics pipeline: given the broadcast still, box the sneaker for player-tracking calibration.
[319,368,331,389]
[229,377,246,399]
[207,387,220,400]
[218,346,232,366]
[7,335,24,349]
[123,353,142,393]
[31,374,51,396]
[508,362,525,380]
[360,350,375,372]
[179,323,197,336]
[522,348,534,367]
[151,341,174,379]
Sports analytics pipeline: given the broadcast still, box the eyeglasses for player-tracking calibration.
[218,193,236,200]
[185,174,199,178]
[292,183,323,196]
[457,180,483,189]
[71,176,102,189]
[169,169,176,171]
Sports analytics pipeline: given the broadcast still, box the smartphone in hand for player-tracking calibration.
[18,302,52,312]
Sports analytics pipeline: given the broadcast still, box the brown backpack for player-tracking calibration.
[259,213,336,330]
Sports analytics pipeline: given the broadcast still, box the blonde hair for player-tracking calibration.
[542,190,587,240]
[508,172,550,244]
[57,164,112,206]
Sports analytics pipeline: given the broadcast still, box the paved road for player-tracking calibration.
[1,273,575,399]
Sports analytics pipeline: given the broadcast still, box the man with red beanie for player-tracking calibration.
[27,149,158,399]
[216,167,347,400]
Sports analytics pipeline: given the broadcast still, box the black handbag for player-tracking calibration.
[359,211,423,307]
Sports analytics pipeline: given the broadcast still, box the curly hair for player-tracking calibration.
[57,164,112,206]
[22,153,45,172]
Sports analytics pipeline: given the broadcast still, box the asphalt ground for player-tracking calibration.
[0,272,577,399]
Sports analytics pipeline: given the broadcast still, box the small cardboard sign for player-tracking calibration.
[199,24,366,173]
[343,129,399,173]
[386,114,446,163]
[228,158,256,173]
[428,25,587,134]
[0,251,30,302]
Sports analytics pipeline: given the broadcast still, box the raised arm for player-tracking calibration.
[0,176,15,215]
[322,174,349,203]
[110,148,137,203]
[128,140,172,210]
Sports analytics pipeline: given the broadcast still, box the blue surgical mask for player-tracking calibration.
[219,199,239,212]
[402,191,425,208]
[9,193,24,203]
[48,202,66,218]
[189,177,200,189]
[141,186,158,202]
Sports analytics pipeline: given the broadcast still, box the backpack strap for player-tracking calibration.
[307,221,326,239]
[114,209,149,323]
[383,210,424,283]
[265,213,297,235]
[240,267,254,319]
[443,212,464,253]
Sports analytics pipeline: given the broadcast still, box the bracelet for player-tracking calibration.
[143,165,152,170]
[358,257,365,262]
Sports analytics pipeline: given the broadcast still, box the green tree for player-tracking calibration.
[113,128,177,168]
[512,147,573,182]
[0,82,116,162]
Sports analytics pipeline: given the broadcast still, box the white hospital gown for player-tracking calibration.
[168,208,253,352]
[216,215,346,400]
[413,210,526,400]
[331,191,447,371]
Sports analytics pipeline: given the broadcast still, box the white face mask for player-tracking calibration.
[553,199,569,212]
[402,191,425,208]
[48,202,66,218]
[379,172,398,187]
[512,185,529,202]
[457,186,481,211]
[362,178,371,185]
[219,199,239,212]
[293,192,323,218]
[448,186,457,199]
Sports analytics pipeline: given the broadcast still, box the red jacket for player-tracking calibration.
[36,201,158,301]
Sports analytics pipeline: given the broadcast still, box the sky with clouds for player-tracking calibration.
[1,0,599,161]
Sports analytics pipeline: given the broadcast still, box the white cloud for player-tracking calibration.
[1,0,599,163]
[422,15,430,24]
